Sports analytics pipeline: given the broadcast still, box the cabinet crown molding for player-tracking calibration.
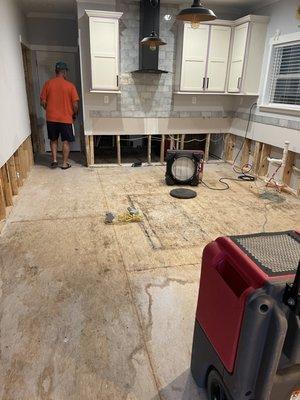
[85,10,123,19]
[233,14,270,26]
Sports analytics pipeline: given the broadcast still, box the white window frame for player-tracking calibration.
[259,32,300,116]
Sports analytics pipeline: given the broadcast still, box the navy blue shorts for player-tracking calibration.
[47,122,75,142]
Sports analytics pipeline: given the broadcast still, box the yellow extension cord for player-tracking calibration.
[117,211,143,223]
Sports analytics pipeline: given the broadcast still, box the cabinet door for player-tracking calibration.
[228,23,249,93]
[206,26,231,92]
[90,17,119,90]
[180,24,209,91]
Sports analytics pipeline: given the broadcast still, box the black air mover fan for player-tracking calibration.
[165,150,204,186]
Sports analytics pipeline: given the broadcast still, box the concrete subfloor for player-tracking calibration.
[0,160,299,400]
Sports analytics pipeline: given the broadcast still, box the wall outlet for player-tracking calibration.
[192,96,197,104]
[104,95,109,104]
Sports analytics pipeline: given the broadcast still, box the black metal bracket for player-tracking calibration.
[283,260,300,316]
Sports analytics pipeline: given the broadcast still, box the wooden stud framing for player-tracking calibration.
[85,136,91,166]
[258,143,271,177]
[175,135,180,150]
[252,141,262,175]
[117,135,121,165]
[7,156,18,196]
[0,165,13,207]
[147,135,152,165]
[180,134,185,150]
[240,138,251,167]
[170,136,174,150]
[160,134,165,164]
[224,134,235,163]
[282,151,295,187]
[0,174,6,221]
[14,150,23,187]
[0,136,34,224]
[204,133,211,162]
[89,135,95,166]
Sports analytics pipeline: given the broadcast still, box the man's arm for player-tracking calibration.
[72,101,79,121]
[41,99,47,110]
[40,82,48,110]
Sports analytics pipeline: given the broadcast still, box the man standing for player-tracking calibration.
[40,62,79,169]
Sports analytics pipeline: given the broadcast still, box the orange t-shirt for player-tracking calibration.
[40,77,79,124]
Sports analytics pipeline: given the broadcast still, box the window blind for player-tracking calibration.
[269,42,300,106]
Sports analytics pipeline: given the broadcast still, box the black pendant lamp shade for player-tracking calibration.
[140,30,166,51]
[140,0,166,51]
[176,0,217,26]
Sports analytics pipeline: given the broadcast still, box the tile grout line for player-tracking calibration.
[95,170,163,399]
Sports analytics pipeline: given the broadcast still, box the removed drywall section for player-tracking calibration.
[0,0,31,167]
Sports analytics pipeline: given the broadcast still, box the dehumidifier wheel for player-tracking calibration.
[207,370,230,400]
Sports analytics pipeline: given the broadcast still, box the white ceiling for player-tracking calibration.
[19,0,278,16]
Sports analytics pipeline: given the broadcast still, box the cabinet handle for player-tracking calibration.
[237,77,241,90]
[117,75,119,87]
[206,77,209,89]
[202,77,206,90]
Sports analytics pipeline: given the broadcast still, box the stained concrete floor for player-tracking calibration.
[0,160,299,400]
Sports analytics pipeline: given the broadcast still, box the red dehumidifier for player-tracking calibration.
[191,231,300,400]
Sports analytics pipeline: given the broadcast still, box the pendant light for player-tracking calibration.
[140,30,166,51]
[140,0,166,51]
[176,0,216,29]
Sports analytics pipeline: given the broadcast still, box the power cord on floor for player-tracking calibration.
[201,103,257,191]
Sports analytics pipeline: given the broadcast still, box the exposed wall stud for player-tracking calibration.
[89,135,95,165]
[225,134,235,163]
[258,143,271,177]
[14,150,23,187]
[7,156,18,196]
[0,166,13,207]
[147,135,152,165]
[180,134,185,150]
[0,175,6,221]
[85,136,91,166]
[282,151,295,187]
[252,141,262,174]
[204,133,211,162]
[160,134,165,164]
[117,135,121,165]
[240,138,251,167]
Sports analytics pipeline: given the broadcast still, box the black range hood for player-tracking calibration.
[132,0,168,74]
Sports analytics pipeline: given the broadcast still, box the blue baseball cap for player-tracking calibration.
[55,61,69,71]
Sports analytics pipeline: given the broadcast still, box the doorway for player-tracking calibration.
[35,50,81,152]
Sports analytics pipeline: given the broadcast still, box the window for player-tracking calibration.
[261,33,300,114]
[269,42,300,106]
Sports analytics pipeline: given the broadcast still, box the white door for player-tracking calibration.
[180,24,209,91]
[90,17,119,90]
[227,23,249,93]
[206,26,231,92]
[36,51,81,152]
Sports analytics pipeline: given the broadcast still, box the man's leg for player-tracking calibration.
[50,139,58,163]
[62,140,70,168]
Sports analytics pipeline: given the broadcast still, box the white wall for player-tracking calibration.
[0,0,31,167]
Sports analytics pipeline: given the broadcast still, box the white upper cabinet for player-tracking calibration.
[86,10,123,92]
[227,23,248,92]
[177,15,269,95]
[206,25,231,92]
[181,24,209,91]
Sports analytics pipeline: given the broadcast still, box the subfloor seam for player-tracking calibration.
[96,170,163,399]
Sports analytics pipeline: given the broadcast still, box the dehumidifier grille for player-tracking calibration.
[231,231,300,276]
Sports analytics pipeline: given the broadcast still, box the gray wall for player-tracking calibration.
[26,16,78,47]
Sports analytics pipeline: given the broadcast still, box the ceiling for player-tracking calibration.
[19,0,278,16]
